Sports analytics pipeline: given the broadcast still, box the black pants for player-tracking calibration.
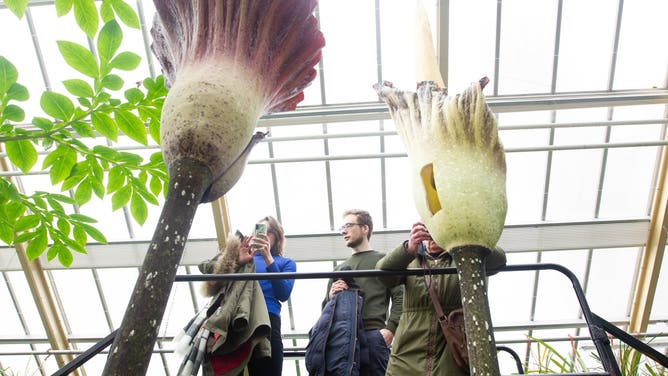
[360,329,390,376]
[247,313,283,376]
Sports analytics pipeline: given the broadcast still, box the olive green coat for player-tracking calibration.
[376,244,506,376]
[198,239,271,376]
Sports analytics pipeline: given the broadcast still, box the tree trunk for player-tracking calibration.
[102,158,212,375]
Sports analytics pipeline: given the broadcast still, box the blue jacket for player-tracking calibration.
[305,289,365,376]
[253,253,296,316]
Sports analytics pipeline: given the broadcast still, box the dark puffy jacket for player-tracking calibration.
[305,289,364,376]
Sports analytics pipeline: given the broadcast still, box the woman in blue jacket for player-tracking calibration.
[247,216,297,376]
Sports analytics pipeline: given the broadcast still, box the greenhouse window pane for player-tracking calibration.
[585,247,640,318]
[497,0,559,94]
[319,0,379,104]
[50,269,107,335]
[534,250,589,321]
[556,0,619,92]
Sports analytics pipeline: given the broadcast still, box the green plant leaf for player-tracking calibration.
[47,198,65,213]
[0,55,19,95]
[62,235,87,254]
[137,105,158,122]
[86,155,104,180]
[73,225,87,245]
[32,117,54,131]
[91,111,118,141]
[99,0,114,22]
[57,245,74,266]
[26,227,48,260]
[124,87,144,103]
[0,221,13,244]
[90,176,105,199]
[42,145,63,169]
[33,195,47,210]
[3,104,25,122]
[57,218,71,236]
[5,139,37,173]
[44,146,77,185]
[149,175,162,196]
[130,192,148,225]
[80,223,107,243]
[7,82,29,101]
[40,91,75,121]
[114,109,147,145]
[70,120,96,138]
[5,201,26,223]
[50,193,76,205]
[148,118,161,145]
[117,151,143,165]
[109,51,141,71]
[15,230,38,244]
[15,214,40,232]
[107,165,126,194]
[73,0,99,39]
[61,171,86,191]
[92,145,119,159]
[62,79,94,98]
[57,41,99,78]
[97,19,122,68]
[2,182,22,202]
[100,74,124,90]
[111,184,131,210]
[54,0,73,17]
[111,0,140,28]
[2,0,28,19]
[70,213,97,223]
[74,179,92,205]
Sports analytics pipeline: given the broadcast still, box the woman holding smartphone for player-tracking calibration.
[247,216,296,376]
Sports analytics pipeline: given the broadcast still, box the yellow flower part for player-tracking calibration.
[374,78,507,251]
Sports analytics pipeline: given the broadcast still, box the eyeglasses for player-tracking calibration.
[339,223,364,232]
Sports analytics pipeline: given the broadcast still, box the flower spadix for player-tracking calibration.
[374,78,507,251]
[151,0,325,202]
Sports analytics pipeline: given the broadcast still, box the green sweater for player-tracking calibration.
[322,250,403,333]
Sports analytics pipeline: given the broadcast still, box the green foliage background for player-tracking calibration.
[0,0,167,267]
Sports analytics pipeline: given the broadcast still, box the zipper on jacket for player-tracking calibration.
[321,297,336,374]
[347,291,359,375]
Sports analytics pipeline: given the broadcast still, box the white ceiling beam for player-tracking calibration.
[0,219,649,271]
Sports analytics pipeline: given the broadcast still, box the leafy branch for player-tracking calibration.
[0,0,168,267]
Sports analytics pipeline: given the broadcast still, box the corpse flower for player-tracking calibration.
[374,78,507,252]
[103,1,324,374]
[151,0,325,202]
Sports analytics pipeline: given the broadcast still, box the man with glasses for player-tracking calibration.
[322,209,403,376]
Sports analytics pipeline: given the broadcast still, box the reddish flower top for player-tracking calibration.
[151,0,325,114]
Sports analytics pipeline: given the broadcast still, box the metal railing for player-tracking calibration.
[52,263,668,376]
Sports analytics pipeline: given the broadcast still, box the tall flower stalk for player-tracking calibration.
[103,1,324,374]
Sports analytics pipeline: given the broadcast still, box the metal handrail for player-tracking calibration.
[53,263,667,375]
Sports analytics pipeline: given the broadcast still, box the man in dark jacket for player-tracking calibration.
[321,209,403,376]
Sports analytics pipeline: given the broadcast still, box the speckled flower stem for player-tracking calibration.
[102,158,212,376]
[451,245,501,376]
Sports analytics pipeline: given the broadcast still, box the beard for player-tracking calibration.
[346,235,364,249]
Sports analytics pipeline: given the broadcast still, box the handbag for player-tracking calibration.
[422,257,470,373]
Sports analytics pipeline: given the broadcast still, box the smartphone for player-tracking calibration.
[253,223,267,238]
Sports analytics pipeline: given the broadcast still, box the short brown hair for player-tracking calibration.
[259,216,286,256]
[343,209,373,240]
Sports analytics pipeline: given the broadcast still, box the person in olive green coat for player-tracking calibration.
[376,221,506,376]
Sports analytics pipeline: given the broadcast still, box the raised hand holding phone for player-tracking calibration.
[251,222,273,265]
